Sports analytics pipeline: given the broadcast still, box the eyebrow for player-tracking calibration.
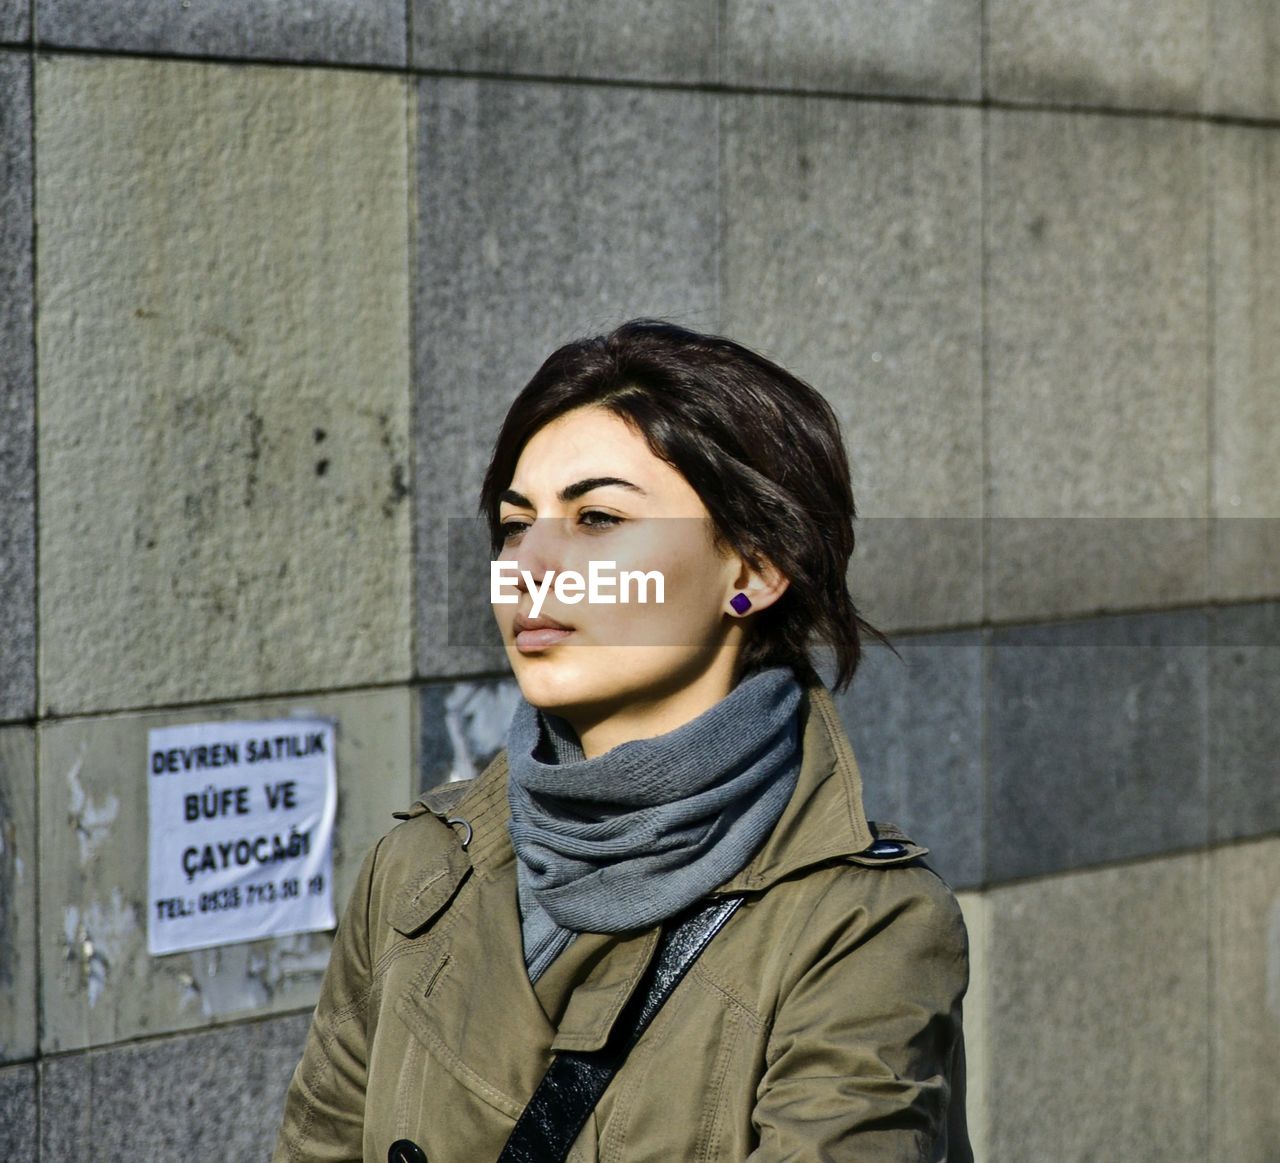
[500,477,648,508]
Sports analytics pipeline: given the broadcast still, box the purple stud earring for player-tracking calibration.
[730,592,752,614]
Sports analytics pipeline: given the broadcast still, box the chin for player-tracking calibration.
[508,650,597,713]
[510,645,703,720]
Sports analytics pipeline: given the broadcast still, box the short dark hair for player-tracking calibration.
[478,318,890,693]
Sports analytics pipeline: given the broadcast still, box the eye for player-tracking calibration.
[580,510,622,531]
[499,511,621,542]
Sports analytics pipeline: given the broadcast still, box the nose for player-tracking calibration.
[503,517,570,593]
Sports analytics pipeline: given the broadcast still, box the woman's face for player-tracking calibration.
[492,405,766,723]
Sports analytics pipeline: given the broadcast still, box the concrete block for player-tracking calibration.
[35,56,412,716]
[0,7,29,41]
[721,97,983,631]
[954,891,987,1163]
[0,52,33,723]
[0,1063,36,1163]
[1212,126,1280,601]
[986,519,1211,625]
[1209,602,1280,843]
[1211,0,1280,118]
[986,0,1209,113]
[411,0,716,83]
[721,0,980,99]
[849,518,984,635]
[418,677,521,792]
[1209,836,1280,1159]
[0,728,35,1063]
[1214,517,1280,607]
[987,853,1210,1161]
[37,0,405,65]
[38,686,412,1053]
[985,110,1210,622]
[40,1012,310,1159]
[413,78,719,678]
[988,608,1209,882]
[833,632,984,889]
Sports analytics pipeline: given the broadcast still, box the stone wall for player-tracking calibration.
[2,3,1278,1159]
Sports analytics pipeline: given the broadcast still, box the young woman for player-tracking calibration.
[273,319,972,1162]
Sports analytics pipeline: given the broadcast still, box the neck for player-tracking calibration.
[559,655,746,759]
[506,661,804,966]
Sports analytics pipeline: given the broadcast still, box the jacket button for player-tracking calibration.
[863,839,908,858]
[388,1140,427,1163]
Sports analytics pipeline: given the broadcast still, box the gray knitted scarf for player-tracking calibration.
[505,665,803,982]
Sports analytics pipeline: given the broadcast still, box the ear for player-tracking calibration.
[725,551,790,617]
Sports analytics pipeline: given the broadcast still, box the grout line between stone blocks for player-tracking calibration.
[979,0,988,102]
[978,91,993,897]
[15,594,1279,730]
[403,55,421,798]
[1205,118,1220,647]
[713,28,725,334]
[713,0,724,336]
[26,46,46,1123]
[1203,842,1217,1157]
[1203,112,1219,1156]
[9,40,1280,133]
[403,66,419,695]
[715,0,725,91]
[403,0,412,72]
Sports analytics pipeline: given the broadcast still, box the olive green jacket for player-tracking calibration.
[273,681,972,1162]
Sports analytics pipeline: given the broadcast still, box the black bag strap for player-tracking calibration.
[496,894,745,1163]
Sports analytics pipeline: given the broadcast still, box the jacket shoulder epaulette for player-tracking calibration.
[845,820,931,867]
[390,778,476,821]
[380,781,477,937]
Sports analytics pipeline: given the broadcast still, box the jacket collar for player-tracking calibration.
[715,680,876,889]
[429,678,878,890]
[400,679,901,1055]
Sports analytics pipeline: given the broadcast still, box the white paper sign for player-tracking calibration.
[147,718,337,956]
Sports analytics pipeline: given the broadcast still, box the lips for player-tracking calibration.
[513,612,573,633]
[513,611,575,653]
